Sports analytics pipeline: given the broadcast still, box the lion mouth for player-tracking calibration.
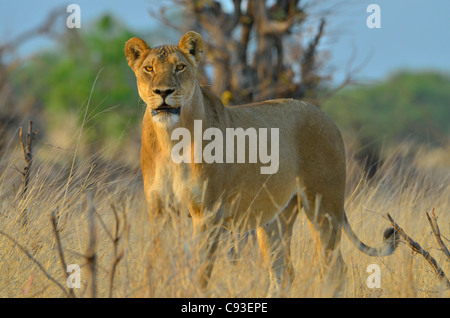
[151,103,181,116]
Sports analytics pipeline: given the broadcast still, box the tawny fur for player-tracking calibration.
[125,31,398,287]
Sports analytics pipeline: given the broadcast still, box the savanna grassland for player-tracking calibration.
[1,3,449,300]
[0,120,448,298]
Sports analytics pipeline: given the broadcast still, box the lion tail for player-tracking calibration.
[342,211,400,257]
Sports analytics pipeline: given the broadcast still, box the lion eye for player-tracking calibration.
[176,64,186,72]
[144,66,153,72]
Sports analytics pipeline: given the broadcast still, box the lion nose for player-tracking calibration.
[153,88,175,99]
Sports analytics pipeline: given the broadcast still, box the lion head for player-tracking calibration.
[125,31,203,125]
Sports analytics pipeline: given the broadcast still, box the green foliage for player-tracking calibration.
[12,14,450,152]
[13,14,142,142]
[322,71,450,147]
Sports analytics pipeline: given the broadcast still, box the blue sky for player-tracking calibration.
[1,0,449,85]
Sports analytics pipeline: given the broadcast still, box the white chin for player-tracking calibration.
[152,113,179,127]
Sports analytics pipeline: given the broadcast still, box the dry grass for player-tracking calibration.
[0,133,449,298]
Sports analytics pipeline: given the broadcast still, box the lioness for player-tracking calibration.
[125,31,398,287]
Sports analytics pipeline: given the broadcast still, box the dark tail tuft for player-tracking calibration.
[383,227,400,253]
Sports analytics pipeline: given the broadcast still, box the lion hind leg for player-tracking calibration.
[301,193,347,283]
[304,208,347,287]
[256,196,298,291]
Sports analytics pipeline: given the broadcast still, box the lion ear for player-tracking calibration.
[178,31,203,66]
[125,37,150,72]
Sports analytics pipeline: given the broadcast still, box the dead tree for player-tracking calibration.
[0,7,65,154]
[387,210,450,289]
[157,0,331,105]
[19,121,35,199]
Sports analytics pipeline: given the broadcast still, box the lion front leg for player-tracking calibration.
[189,203,223,289]
[145,189,164,223]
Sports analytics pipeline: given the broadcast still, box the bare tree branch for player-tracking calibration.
[298,18,325,98]
[158,0,343,105]
[108,203,126,298]
[426,208,450,261]
[0,230,71,297]
[386,213,450,288]
[0,7,65,56]
[51,211,76,298]
[85,194,97,298]
[19,121,35,198]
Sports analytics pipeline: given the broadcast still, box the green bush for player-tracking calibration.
[323,71,450,147]
[13,14,142,143]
